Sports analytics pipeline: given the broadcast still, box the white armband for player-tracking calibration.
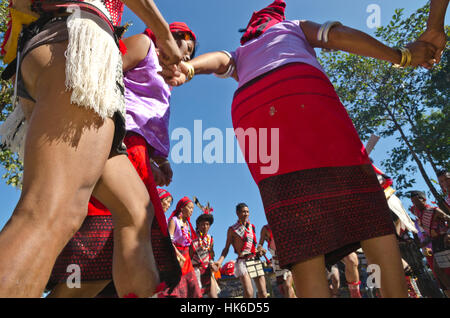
[214,51,235,79]
[317,21,342,52]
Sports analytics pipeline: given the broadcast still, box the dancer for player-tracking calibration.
[164,0,437,297]
[165,197,202,298]
[191,209,219,298]
[45,22,196,297]
[158,188,174,213]
[0,0,183,297]
[410,191,450,297]
[259,224,296,298]
[215,203,268,298]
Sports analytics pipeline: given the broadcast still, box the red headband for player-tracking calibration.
[240,0,286,45]
[144,22,196,45]
[158,188,172,200]
[169,197,197,240]
[169,196,192,218]
[169,22,197,41]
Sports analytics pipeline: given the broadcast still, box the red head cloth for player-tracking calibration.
[169,22,197,42]
[169,196,197,240]
[144,22,196,45]
[158,188,172,200]
[240,0,286,45]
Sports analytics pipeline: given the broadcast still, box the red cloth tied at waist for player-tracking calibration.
[175,245,195,275]
[231,63,371,185]
[88,133,169,236]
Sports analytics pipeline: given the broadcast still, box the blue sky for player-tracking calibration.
[0,0,448,265]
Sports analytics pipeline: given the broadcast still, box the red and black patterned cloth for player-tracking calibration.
[232,63,395,269]
[231,221,258,258]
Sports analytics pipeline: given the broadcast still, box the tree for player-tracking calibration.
[0,0,23,187]
[318,4,449,212]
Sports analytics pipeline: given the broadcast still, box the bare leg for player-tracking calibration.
[92,154,159,298]
[0,42,113,297]
[361,234,408,297]
[328,266,340,298]
[342,253,360,283]
[254,275,268,298]
[343,252,362,298]
[291,255,331,298]
[285,275,297,298]
[239,274,254,298]
[47,280,111,298]
[209,275,219,298]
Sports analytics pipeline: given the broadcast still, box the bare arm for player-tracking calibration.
[216,228,233,266]
[258,226,267,247]
[121,0,181,65]
[162,51,238,86]
[428,0,449,30]
[417,0,449,63]
[122,34,151,72]
[299,20,436,68]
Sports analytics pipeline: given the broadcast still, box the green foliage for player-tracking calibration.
[319,4,449,200]
[0,0,23,187]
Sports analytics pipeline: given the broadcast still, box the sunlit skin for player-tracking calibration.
[47,31,193,298]
[197,220,211,237]
[191,219,219,298]
[161,196,173,213]
[215,205,268,298]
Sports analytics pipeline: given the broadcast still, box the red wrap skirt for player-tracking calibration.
[48,133,181,291]
[231,63,394,269]
[158,246,202,298]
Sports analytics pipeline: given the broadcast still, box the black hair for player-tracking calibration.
[172,32,197,59]
[196,213,214,226]
[409,190,426,200]
[236,202,248,212]
[437,169,448,178]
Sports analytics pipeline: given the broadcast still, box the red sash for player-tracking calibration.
[231,221,257,258]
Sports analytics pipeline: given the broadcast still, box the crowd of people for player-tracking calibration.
[0,0,448,298]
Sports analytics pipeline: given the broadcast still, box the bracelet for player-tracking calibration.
[317,21,342,52]
[184,62,195,82]
[214,51,235,78]
[393,48,412,68]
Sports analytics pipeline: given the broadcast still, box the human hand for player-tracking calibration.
[256,247,266,257]
[405,40,437,69]
[417,28,447,64]
[159,61,190,86]
[213,261,222,270]
[177,253,186,268]
[156,35,182,67]
[210,262,219,272]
